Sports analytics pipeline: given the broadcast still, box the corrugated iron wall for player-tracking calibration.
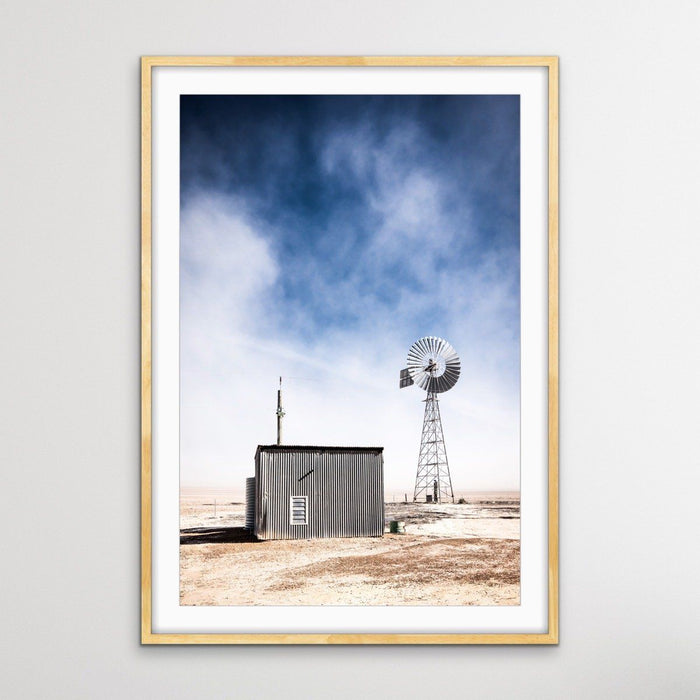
[254,447,384,540]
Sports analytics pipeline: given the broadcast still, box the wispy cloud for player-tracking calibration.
[179,95,520,492]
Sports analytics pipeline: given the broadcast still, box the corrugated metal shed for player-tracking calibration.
[251,445,384,540]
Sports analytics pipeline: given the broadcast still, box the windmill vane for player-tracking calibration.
[399,336,461,504]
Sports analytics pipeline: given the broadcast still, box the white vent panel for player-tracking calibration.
[290,496,307,525]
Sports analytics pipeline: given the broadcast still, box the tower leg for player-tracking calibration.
[412,393,455,503]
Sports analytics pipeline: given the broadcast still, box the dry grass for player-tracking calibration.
[269,538,520,591]
[179,497,521,606]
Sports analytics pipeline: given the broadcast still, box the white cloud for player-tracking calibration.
[179,188,520,495]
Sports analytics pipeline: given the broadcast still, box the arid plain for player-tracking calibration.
[180,488,520,606]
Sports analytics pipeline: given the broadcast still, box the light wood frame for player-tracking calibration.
[141,56,559,645]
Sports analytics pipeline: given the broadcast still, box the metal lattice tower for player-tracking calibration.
[413,392,454,503]
[399,336,460,504]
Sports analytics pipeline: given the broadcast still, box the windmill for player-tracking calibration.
[400,336,461,503]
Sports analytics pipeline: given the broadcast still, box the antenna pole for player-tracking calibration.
[276,376,285,445]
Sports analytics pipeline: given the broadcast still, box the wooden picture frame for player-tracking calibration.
[141,56,558,644]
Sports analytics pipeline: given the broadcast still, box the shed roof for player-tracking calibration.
[255,444,383,458]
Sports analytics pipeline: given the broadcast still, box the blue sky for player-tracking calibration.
[180,94,520,493]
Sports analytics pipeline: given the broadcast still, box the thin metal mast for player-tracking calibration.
[276,376,285,445]
[413,392,454,503]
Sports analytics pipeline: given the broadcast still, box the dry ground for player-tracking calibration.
[180,492,520,606]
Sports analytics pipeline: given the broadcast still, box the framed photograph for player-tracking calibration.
[141,56,558,644]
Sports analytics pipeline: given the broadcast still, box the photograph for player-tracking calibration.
[177,93,522,608]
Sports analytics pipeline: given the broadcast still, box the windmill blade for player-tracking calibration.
[404,336,461,393]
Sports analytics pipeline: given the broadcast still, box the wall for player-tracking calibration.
[1,1,699,697]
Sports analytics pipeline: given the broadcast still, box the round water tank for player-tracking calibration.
[245,477,255,530]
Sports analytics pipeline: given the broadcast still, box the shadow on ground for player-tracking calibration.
[180,527,256,545]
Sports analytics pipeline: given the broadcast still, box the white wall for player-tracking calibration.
[1,1,699,697]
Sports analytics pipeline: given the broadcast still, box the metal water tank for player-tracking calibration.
[245,477,255,530]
